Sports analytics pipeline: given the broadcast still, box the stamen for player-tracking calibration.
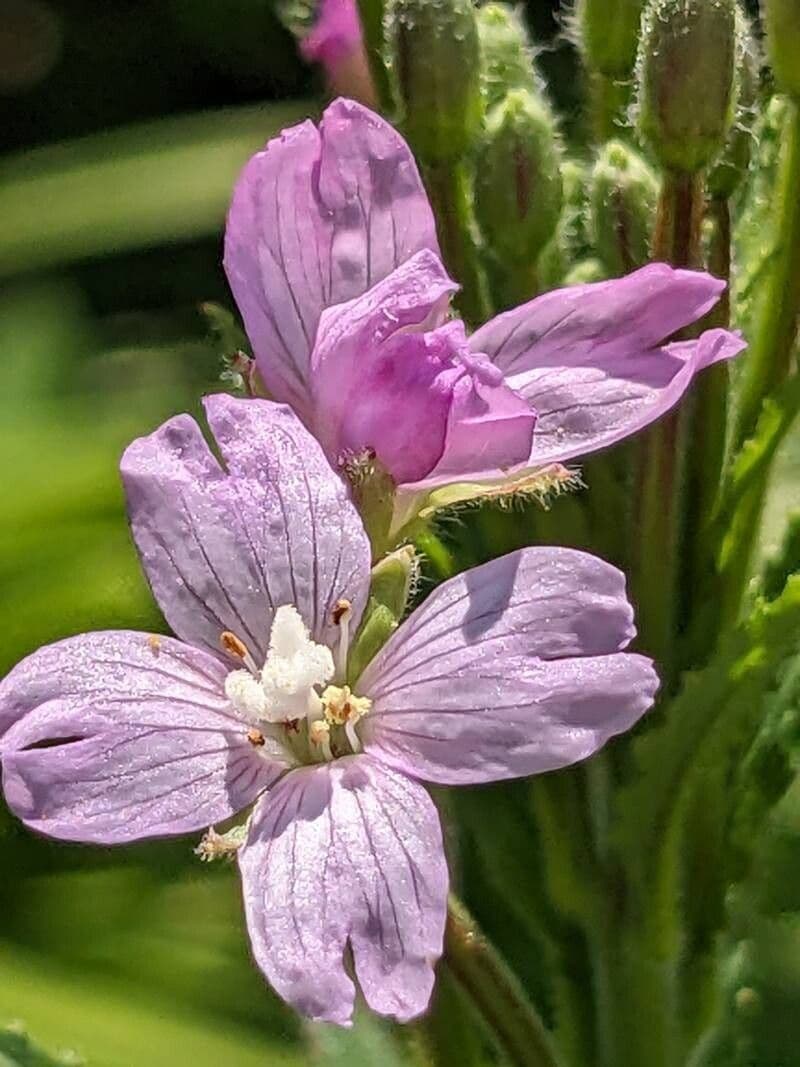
[147,635,162,655]
[221,630,259,675]
[194,824,247,862]
[345,720,362,754]
[247,728,266,747]
[309,719,333,762]
[333,598,352,679]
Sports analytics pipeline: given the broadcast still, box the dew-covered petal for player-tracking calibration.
[0,631,280,843]
[358,547,658,784]
[470,264,745,464]
[121,395,371,664]
[224,98,438,415]
[362,652,657,785]
[238,756,447,1025]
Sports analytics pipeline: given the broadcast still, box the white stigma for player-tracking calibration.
[224,605,334,724]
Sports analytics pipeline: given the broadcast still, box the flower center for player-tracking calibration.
[222,603,370,764]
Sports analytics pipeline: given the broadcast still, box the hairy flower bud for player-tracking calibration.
[475,89,563,265]
[589,140,659,274]
[764,0,800,98]
[575,0,645,78]
[477,2,542,108]
[708,8,760,199]
[386,0,483,162]
[538,159,590,290]
[635,0,737,173]
[369,544,418,619]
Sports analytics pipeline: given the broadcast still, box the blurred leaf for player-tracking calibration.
[0,1023,82,1067]
[0,101,312,277]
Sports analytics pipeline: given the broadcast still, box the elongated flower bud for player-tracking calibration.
[708,9,760,199]
[386,0,483,162]
[538,159,590,290]
[589,140,659,274]
[475,89,563,265]
[635,0,737,173]
[764,0,800,98]
[477,2,542,108]
[575,0,644,78]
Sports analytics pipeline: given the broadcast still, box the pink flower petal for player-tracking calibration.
[238,756,447,1024]
[360,547,658,784]
[470,264,745,465]
[121,395,371,665]
[0,631,279,842]
[224,98,439,416]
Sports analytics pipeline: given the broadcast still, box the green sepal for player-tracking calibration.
[417,464,583,520]
[346,600,398,685]
[368,544,417,619]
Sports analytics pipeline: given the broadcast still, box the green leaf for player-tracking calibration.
[614,577,800,920]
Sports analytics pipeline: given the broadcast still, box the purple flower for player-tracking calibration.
[0,394,657,1025]
[224,99,745,503]
[301,1,375,107]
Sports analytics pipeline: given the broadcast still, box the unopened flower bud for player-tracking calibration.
[708,9,760,199]
[475,89,563,266]
[764,0,800,98]
[386,0,483,162]
[369,544,418,619]
[537,159,590,290]
[477,2,543,108]
[589,140,659,274]
[575,0,645,78]
[635,0,737,173]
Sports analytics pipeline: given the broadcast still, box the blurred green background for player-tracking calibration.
[1,1,798,1065]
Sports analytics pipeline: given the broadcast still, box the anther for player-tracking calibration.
[332,599,352,625]
[309,719,333,762]
[147,635,162,655]
[247,728,266,747]
[221,630,249,659]
[221,630,259,674]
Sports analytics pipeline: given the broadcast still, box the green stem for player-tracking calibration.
[355,0,393,111]
[734,98,800,449]
[423,160,491,327]
[630,171,704,679]
[444,896,564,1067]
[683,196,733,663]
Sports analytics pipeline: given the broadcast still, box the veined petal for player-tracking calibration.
[121,395,371,664]
[0,631,280,842]
[224,99,438,414]
[363,653,657,785]
[470,264,745,464]
[359,547,658,784]
[238,756,447,1025]
[510,328,746,466]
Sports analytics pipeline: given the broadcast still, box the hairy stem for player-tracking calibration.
[423,160,491,327]
[355,0,393,110]
[630,171,704,679]
[444,895,564,1067]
